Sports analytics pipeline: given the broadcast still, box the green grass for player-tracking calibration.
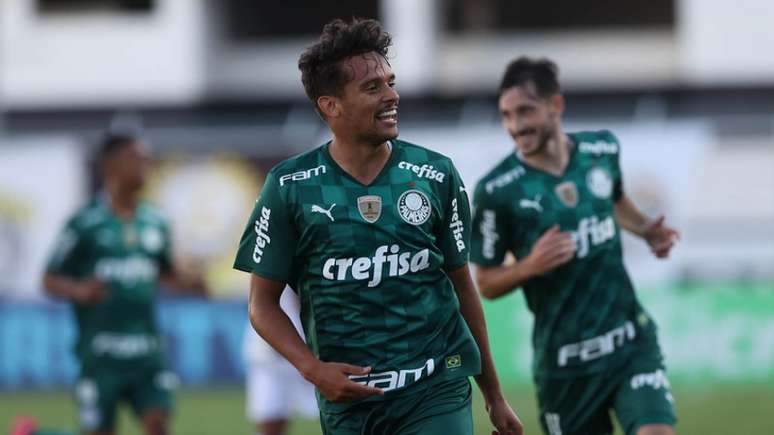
[3,384,773,435]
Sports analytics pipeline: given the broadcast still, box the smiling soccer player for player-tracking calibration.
[471,57,679,435]
[233,18,523,435]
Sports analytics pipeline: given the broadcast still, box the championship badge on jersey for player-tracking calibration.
[554,181,579,208]
[357,195,382,223]
[586,166,613,199]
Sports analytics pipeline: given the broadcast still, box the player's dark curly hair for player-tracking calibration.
[97,133,138,164]
[498,57,560,99]
[298,18,392,112]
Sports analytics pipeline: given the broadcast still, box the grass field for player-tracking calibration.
[3,384,773,435]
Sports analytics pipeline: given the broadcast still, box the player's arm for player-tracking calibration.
[42,273,106,305]
[159,268,208,297]
[248,274,382,402]
[475,225,575,299]
[156,222,209,297]
[237,170,380,402]
[448,266,524,435]
[608,131,678,258]
[42,218,106,304]
[471,177,574,299]
[614,191,679,259]
[441,164,522,433]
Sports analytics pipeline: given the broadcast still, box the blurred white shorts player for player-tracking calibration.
[242,288,318,423]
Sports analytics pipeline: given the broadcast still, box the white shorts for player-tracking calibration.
[245,360,319,423]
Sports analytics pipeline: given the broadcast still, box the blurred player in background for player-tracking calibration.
[242,287,318,435]
[470,57,679,435]
[234,18,522,435]
[42,133,207,435]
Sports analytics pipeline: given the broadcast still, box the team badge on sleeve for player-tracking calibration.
[555,182,579,208]
[358,195,382,223]
[397,189,432,225]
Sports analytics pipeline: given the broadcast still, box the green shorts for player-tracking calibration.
[319,376,473,435]
[536,352,677,435]
[73,363,176,432]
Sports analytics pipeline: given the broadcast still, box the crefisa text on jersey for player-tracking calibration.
[572,215,615,259]
[252,206,272,263]
[323,244,430,287]
[398,161,446,183]
[449,198,465,252]
[480,210,499,259]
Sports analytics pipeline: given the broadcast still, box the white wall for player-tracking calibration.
[0,136,86,298]
[0,0,206,108]
[3,0,774,106]
[678,0,774,85]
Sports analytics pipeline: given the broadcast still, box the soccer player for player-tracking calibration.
[470,57,679,435]
[233,18,523,435]
[242,287,318,435]
[43,134,206,435]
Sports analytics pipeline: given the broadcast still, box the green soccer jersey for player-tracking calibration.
[234,139,481,412]
[471,130,659,379]
[46,197,172,371]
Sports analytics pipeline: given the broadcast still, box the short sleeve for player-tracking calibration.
[437,162,470,271]
[604,131,624,201]
[158,221,173,274]
[470,181,510,267]
[45,217,85,277]
[233,170,299,283]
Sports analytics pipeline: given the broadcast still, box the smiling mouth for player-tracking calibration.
[376,107,398,124]
[517,127,537,137]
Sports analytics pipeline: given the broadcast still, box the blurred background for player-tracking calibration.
[1,0,773,434]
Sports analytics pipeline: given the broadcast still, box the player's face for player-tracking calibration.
[108,141,151,191]
[498,85,562,156]
[335,52,399,146]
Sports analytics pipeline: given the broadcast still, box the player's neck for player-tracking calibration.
[106,183,139,219]
[328,137,392,185]
[520,133,572,177]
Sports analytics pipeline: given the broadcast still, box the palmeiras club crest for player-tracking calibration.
[397,189,432,225]
[357,195,382,223]
[586,166,613,199]
[554,181,579,208]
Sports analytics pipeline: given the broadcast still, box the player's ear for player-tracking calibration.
[317,95,341,119]
[550,93,565,115]
[100,154,117,178]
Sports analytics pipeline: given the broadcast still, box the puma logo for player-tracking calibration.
[311,203,336,222]
[519,195,543,212]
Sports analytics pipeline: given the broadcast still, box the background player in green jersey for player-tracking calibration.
[233,18,522,435]
[470,57,679,435]
[43,134,206,435]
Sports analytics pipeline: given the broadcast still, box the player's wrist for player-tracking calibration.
[518,255,538,280]
[638,217,658,239]
[482,389,508,408]
[67,282,85,301]
[297,357,324,383]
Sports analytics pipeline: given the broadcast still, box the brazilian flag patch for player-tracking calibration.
[445,354,462,369]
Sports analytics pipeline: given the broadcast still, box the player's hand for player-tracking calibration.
[72,279,107,304]
[524,225,576,276]
[486,396,524,435]
[643,215,679,258]
[306,361,384,403]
